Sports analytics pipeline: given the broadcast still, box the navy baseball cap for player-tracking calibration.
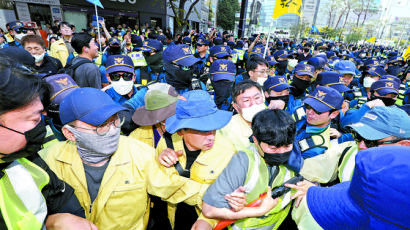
[316,71,351,93]
[214,37,223,45]
[165,90,232,133]
[334,60,356,76]
[307,57,326,70]
[273,50,288,60]
[370,79,398,96]
[140,39,163,52]
[163,44,201,67]
[380,75,400,89]
[209,45,231,58]
[44,74,79,105]
[108,37,121,46]
[294,63,315,78]
[316,54,328,64]
[303,86,343,112]
[387,56,405,64]
[105,55,134,74]
[182,36,192,45]
[236,40,244,48]
[348,106,410,140]
[307,145,410,229]
[364,59,380,68]
[367,66,386,77]
[131,35,143,47]
[157,34,167,45]
[263,76,290,92]
[266,55,277,66]
[210,59,236,82]
[60,88,126,125]
[251,45,265,57]
[8,21,26,31]
[197,37,209,46]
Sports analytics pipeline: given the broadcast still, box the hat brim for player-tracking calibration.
[295,70,314,78]
[174,55,201,67]
[347,122,391,140]
[106,65,134,74]
[328,84,351,93]
[139,46,155,52]
[268,61,277,66]
[375,88,398,96]
[303,97,333,113]
[132,102,177,126]
[109,42,120,46]
[214,53,230,58]
[165,110,232,134]
[338,70,356,76]
[271,83,290,92]
[307,182,364,229]
[212,73,235,82]
[80,104,127,125]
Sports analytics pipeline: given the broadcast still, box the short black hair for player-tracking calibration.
[0,55,49,116]
[71,32,93,54]
[252,109,296,147]
[59,21,71,30]
[246,55,268,72]
[232,80,262,103]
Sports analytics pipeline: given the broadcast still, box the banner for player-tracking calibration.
[310,25,319,33]
[366,37,376,43]
[403,45,410,61]
[86,0,104,8]
[272,0,302,19]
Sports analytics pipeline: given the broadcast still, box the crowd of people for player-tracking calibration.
[1,18,410,230]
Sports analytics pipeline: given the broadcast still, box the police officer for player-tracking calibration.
[4,21,28,48]
[263,75,302,114]
[210,59,236,111]
[138,39,166,85]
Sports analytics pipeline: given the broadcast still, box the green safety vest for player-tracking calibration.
[133,30,140,35]
[231,52,238,64]
[234,49,245,61]
[230,146,295,230]
[338,144,358,182]
[396,82,409,106]
[43,125,59,149]
[0,158,49,229]
[128,51,147,67]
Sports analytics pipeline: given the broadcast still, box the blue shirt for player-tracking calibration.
[105,85,137,105]
[296,121,329,159]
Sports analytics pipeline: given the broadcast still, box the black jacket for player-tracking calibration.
[35,55,63,75]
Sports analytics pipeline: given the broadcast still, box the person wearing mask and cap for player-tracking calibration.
[334,60,358,102]
[182,36,195,53]
[102,55,138,105]
[197,109,299,230]
[40,87,210,230]
[263,75,302,114]
[288,145,410,230]
[210,59,236,111]
[138,39,166,85]
[3,21,28,48]
[194,36,210,79]
[273,50,292,77]
[155,90,236,230]
[266,55,277,76]
[307,57,326,79]
[162,44,206,94]
[127,34,147,68]
[21,35,63,76]
[298,43,312,63]
[386,56,405,77]
[289,63,316,100]
[235,55,269,85]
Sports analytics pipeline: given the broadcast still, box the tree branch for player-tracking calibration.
[184,0,201,21]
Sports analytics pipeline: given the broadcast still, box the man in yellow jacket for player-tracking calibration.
[49,22,74,66]
[40,87,207,230]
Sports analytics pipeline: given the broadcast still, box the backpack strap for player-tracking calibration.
[162,132,190,178]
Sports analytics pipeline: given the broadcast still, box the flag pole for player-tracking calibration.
[95,4,102,52]
[263,22,273,58]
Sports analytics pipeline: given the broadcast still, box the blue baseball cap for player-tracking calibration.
[342,53,354,61]
[43,74,79,105]
[266,55,277,66]
[210,59,236,82]
[334,60,356,76]
[307,57,326,70]
[294,63,315,78]
[316,71,351,93]
[213,37,223,45]
[316,53,328,63]
[157,34,167,45]
[182,36,192,45]
[387,56,405,64]
[263,76,290,92]
[370,79,398,96]
[105,55,134,74]
[236,40,244,48]
[131,35,143,47]
[380,75,400,89]
[197,37,209,46]
[251,44,265,57]
[108,37,121,46]
[364,59,380,68]
[367,66,386,77]
[163,44,201,67]
[165,90,232,133]
[8,21,26,31]
[303,86,343,112]
[307,145,410,229]
[348,106,410,140]
[140,39,163,52]
[60,88,126,125]
[209,45,231,58]
[273,49,288,60]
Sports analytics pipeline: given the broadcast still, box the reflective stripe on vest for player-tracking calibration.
[292,107,306,123]
[338,144,358,182]
[298,127,330,153]
[128,51,147,67]
[0,158,49,229]
[234,49,245,61]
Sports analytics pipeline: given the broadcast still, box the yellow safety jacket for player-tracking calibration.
[39,136,206,230]
[0,158,49,230]
[49,38,69,67]
[338,143,358,182]
[155,132,237,227]
[234,49,245,61]
[129,125,156,147]
[230,145,295,229]
[218,114,252,151]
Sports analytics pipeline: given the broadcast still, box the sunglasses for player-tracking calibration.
[15,29,28,34]
[304,104,327,115]
[352,131,406,148]
[109,72,134,81]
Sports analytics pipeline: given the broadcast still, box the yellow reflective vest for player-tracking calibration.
[39,136,206,230]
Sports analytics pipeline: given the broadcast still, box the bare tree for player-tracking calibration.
[342,0,354,29]
[352,0,365,27]
[326,0,339,27]
[168,0,201,35]
[361,0,379,26]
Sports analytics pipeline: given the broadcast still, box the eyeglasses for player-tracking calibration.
[109,72,134,81]
[69,115,124,136]
[304,104,327,115]
[15,29,28,34]
[253,70,269,74]
[352,131,406,148]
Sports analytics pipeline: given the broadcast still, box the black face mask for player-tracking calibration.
[164,61,195,87]
[145,52,163,73]
[304,48,310,53]
[211,80,234,108]
[386,65,402,77]
[263,150,292,166]
[370,94,397,106]
[266,95,290,108]
[109,46,121,55]
[291,76,311,91]
[0,121,46,163]
[276,60,288,75]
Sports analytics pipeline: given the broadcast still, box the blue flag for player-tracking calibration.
[310,25,319,34]
[86,0,104,8]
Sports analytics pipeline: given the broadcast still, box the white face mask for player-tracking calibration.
[240,102,266,122]
[257,77,267,86]
[288,59,298,68]
[14,33,26,41]
[363,76,376,88]
[33,53,45,63]
[111,78,133,95]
